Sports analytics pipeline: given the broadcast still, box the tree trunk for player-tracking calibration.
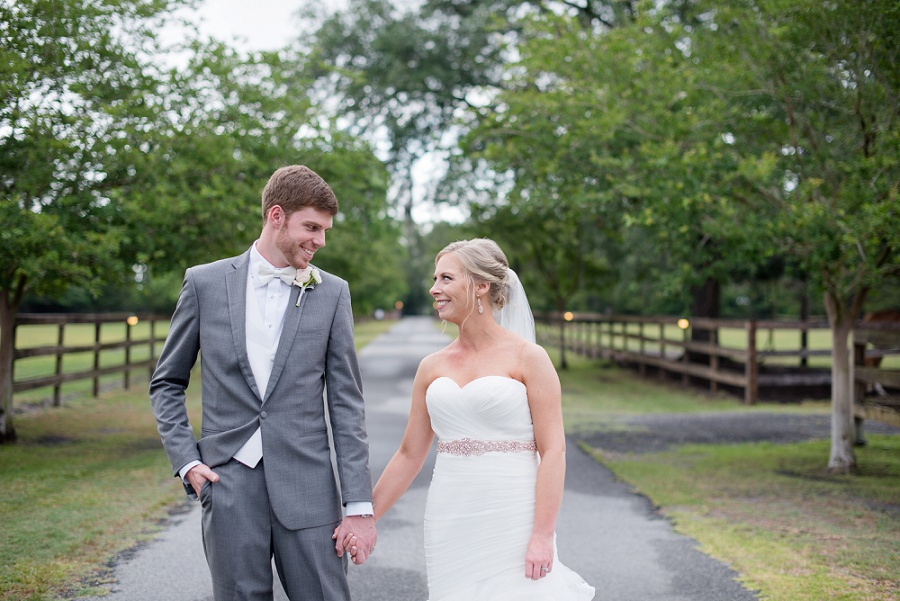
[689,276,720,364]
[824,290,863,473]
[0,282,23,443]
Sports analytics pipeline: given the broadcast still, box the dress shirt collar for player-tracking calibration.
[248,242,288,288]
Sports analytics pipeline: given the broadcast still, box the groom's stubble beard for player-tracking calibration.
[274,218,310,270]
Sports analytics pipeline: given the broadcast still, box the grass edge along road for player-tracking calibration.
[554,351,899,601]
[0,318,395,601]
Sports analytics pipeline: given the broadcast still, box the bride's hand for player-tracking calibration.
[524,532,554,580]
[332,515,377,565]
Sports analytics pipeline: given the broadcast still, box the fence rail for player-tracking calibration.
[853,323,900,435]
[13,313,170,404]
[535,312,898,404]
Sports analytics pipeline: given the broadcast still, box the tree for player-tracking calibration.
[471,0,897,470]
[295,131,409,316]
[0,1,405,441]
[470,198,610,368]
[0,0,193,441]
[696,0,898,471]
[306,0,649,206]
[464,8,767,349]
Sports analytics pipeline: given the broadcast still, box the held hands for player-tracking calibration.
[332,515,377,565]
[186,464,219,497]
[525,532,554,580]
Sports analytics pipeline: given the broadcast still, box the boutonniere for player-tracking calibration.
[294,267,322,307]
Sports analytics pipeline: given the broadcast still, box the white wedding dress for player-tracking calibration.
[424,375,595,601]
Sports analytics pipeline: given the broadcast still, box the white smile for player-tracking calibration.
[435,300,449,309]
[301,246,315,258]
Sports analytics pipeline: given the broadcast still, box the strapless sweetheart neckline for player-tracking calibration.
[430,375,525,390]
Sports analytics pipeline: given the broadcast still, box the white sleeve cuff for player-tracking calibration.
[178,460,202,482]
[344,501,374,516]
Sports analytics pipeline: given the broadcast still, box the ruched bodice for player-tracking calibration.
[426,375,533,442]
[422,376,595,601]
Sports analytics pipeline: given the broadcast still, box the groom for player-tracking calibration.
[150,165,376,600]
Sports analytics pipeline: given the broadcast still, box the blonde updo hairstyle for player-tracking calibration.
[436,239,510,321]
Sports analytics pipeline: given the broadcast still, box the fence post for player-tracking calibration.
[608,320,614,359]
[659,323,666,380]
[682,325,689,386]
[852,334,867,445]
[93,321,101,397]
[53,322,64,406]
[800,322,809,368]
[639,322,646,376]
[149,318,157,381]
[709,322,719,395]
[124,319,132,390]
[745,320,758,404]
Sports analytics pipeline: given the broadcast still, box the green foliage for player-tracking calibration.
[1,0,407,313]
[22,271,183,314]
[467,9,771,314]
[457,0,897,321]
[309,0,503,171]
[298,132,409,315]
[0,0,179,298]
[699,0,899,321]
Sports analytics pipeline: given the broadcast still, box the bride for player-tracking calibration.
[342,238,594,600]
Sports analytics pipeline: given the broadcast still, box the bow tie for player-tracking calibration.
[257,264,297,286]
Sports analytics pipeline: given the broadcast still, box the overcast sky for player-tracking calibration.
[191,0,304,51]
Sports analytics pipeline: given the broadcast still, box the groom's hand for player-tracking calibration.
[186,463,220,497]
[332,515,377,565]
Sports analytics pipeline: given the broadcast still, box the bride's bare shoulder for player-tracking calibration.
[517,339,553,370]
[417,346,452,382]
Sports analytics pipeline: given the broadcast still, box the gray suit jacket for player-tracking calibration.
[150,249,373,530]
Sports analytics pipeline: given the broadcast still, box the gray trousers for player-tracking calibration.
[199,459,351,601]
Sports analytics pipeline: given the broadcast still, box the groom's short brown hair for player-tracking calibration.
[261,165,338,222]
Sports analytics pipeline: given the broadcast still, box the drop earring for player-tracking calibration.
[477,296,484,314]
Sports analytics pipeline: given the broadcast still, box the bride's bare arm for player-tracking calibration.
[522,343,567,580]
[372,358,436,521]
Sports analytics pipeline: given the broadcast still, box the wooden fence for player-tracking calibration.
[535,313,842,404]
[853,323,900,435]
[13,313,170,405]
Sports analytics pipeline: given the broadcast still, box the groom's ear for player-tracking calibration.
[267,205,284,226]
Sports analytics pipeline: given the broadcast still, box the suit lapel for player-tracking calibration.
[264,277,310,403]
[226,250,263,401]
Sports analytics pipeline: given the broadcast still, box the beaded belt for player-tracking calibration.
[437,437,537,457]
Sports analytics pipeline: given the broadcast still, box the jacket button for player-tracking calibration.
[260,411,267,419]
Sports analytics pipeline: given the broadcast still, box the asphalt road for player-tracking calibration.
[79,316,759,601]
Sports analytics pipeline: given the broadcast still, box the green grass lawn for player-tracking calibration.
[554,352,899,601]
[0,318,395,601]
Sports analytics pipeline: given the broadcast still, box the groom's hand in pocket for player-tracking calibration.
[333,515,377,565]
[186,464,220,497]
